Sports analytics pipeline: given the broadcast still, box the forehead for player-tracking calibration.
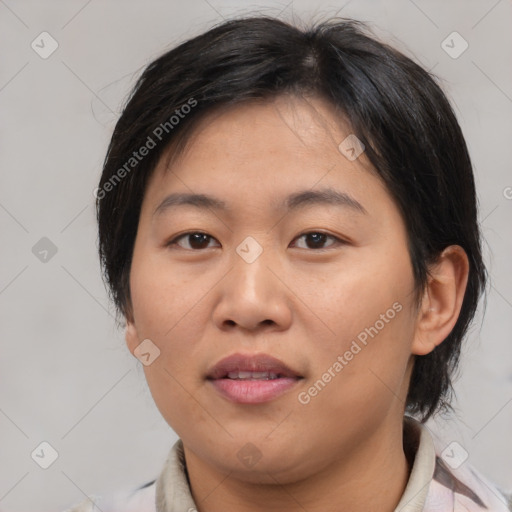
[165,95,355,168]
[143,95,389,218]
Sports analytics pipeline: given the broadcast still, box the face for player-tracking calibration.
[126,95,422,483]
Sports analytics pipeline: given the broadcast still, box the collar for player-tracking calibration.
[394,416,437,511]
[155,435,197,511]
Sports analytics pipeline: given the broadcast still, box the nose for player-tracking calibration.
[211,247,293,333]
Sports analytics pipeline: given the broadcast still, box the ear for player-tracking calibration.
[125,317,140,356]
[412,245,469,356]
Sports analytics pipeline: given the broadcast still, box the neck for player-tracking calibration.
[183,417,411,512]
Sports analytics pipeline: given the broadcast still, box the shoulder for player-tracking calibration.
[408,418,511,512]
[397,417,511,511]
[62,439,193,512]
[426,455,511,511]
[62,479,157,512]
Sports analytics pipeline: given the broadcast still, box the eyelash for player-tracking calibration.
[166,231,346,251]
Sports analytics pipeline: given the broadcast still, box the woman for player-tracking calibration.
[66,15,511,512]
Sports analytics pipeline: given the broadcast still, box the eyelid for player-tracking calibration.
[166,231,219,249]
[291,231,346,250]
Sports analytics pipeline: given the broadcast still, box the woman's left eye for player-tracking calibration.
[291,232,343,250]
[166,231,343,251]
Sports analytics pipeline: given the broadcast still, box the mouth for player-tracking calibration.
[222,370,290,380]
[206,353,303,404]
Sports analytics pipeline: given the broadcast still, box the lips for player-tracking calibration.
[206,353,302,380]
[206,353,303,404]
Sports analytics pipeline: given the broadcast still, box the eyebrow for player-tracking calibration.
[153,188,368,217]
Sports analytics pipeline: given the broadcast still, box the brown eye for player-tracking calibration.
[291,232,342,250]
[167,231,344,251]
[168,232,218,250]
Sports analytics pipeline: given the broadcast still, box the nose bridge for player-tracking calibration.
[231,235,275,301]
[212,236,292,330]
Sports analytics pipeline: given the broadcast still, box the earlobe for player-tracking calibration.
[125,319,140,355]
[411,245,469,356]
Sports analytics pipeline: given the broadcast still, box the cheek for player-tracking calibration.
[143,364,216,441]
[132,262,213,435]
[129,250,210,341]
[129,254,210,399]
[311,302,413,394]
[304,253,414,352]
[298,310,415,437]
[299,246,417,410]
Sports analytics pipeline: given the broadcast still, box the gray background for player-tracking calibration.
[0,0,511,510]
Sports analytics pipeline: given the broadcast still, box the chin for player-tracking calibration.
[204,443,311,484]
[227,462,305,485]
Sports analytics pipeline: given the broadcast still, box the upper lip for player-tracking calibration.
[206,353,302,380]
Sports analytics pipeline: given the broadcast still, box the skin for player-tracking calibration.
[125,94,469,512]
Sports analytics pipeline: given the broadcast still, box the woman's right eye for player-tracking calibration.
[166,232,219,250]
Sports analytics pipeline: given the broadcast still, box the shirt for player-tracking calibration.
[64,416,511,511]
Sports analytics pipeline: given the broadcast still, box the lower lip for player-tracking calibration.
[208,377,301,404]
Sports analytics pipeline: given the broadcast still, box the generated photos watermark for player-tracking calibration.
[93,97,198,200]
[298,301,403,404]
